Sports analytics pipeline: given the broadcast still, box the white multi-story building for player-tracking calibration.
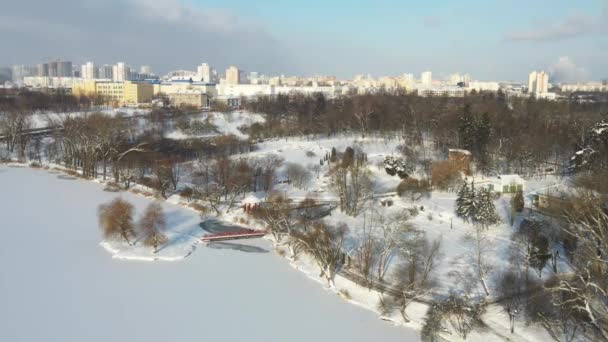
[98,65,113,79]
[11,65,37,83]
[449,73,471,86]
[467,81,500,92]
[560,82,608,92]
[225,66,240,85]
[402,73,415,85]
[196,63,212,83]
[23,76,76,89]
[140,65,151,75]
[112,62,130,82]
[81,62,97,80]
[421,71,432,86]
[417,86,465,98]
[528,71,549,95]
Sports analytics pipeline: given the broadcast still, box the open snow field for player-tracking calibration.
[0,166,415,342]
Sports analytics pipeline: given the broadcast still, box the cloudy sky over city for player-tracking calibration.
[1,0,607,81]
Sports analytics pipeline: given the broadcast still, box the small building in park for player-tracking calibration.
[448,149,472,174]
[531,185,575,216]
[478,174,525,194]
[168,91,210,109]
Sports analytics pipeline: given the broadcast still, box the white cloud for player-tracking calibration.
[504,8,607,42]
[548,56,589,83]
[0,0,294,74]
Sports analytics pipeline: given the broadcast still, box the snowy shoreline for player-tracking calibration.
[0,154,558,341]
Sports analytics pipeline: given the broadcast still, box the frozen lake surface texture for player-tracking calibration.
[0,166,416,341]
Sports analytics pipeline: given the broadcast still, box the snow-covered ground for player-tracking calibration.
[165,110,266,140]
[0,165,415,342]
[29,107,149,128]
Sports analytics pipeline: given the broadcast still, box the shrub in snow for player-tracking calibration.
[384,155,413,179]
[397,178,431,201]
[431,161,461,190]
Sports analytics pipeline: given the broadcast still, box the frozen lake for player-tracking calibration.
[0,166,416,341]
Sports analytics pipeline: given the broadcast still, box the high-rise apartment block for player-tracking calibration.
[112,62,130,82]
[421,71,432,86]
[528,71,549,95]
[81,62,97,79]
[197,63,212,83]
[225,66,240,85]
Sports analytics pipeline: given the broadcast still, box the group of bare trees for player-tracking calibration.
[98,198,167,253]
[246,92,606,176]
[0,110,32,160]
[492,190,608,342]
[329,147,372,216]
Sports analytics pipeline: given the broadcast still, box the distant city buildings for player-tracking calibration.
[560,82,608,92]
[112,62,130,82]
[98,65,113,79]
[196,63,212,83]
[421,71,432,86]
[528,71,549,95]
[225,66,240,85]
[449,73,471,86]
[11,65,37,83]
[140,65,151,76]
[81,62,97,80]
[35,60,73,78]
[7,57,608,105]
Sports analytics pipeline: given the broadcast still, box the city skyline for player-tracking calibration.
[1,0,607,82]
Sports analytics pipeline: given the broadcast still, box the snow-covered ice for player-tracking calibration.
[0,166,415,342]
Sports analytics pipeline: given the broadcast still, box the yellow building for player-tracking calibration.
[123,81,153,106]
[73,80,153,106]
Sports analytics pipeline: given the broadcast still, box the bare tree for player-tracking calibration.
[392,237,441,322]
[138,202,168,253]
[472,227,493,296]
[376,211,415,282]
[290,222,347,288]
[422,293,486,341]
[498,269,526,333]
[98,198,135,245]
[353,215,376,288]
[552,193,608,341]
[285,162,311,189]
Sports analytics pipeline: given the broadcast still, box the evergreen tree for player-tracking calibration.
[456,180,475,221]
[511,190,524,213]
[473,187,500,229]
[475,112,492,171]
[458,105,476,151]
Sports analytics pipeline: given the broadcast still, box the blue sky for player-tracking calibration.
[186,0,608,81]
[2,0,606,81]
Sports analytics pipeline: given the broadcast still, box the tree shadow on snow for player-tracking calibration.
[57,175,77,180]
[207,241,268,253]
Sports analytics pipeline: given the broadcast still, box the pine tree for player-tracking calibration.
[456,181,475,221]
[473,187,499,229]
[458,105,476,151]
[511,190,524,213]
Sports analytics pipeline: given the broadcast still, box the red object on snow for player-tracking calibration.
[202,228,266,242]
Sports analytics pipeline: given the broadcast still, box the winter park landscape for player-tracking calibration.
[1,1,608,340]
[1,93,607,342]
